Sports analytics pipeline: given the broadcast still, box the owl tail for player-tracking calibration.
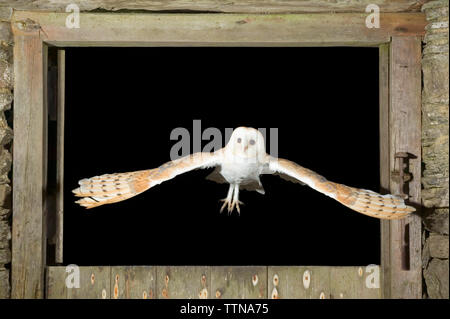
[72,169,156,209]
[332,183,415,220]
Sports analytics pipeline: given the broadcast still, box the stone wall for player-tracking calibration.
[0,20,12,299]
[421,0,449,299]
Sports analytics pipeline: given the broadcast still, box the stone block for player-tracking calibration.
[0,267,10,299]
[0,88,12,112]
[423,208,449,235]
[428,233,449,258]
[0,219,9,250]
[422,54,449,104]
[424,258,449,299]
[0,247,10,264]
[0,149,11,176]
[0,183,10,207]
[0,60,12,89]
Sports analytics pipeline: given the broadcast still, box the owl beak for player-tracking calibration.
[244,145,249,152]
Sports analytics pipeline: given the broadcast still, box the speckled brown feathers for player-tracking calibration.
[73,152,220,209]
[72,170,156,208]
[333,184,414,219]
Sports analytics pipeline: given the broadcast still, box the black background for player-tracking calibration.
[61,47,380,266]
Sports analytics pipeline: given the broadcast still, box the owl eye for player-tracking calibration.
[249,139,256,145]
[237,138,242,143]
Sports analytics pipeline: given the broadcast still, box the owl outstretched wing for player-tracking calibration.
[267,156,415,220]
[73,151,221,209]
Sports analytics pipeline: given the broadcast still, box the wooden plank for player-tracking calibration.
[307,267,331,299]
[388,36,422,299]
[268,266,380,299]
[0,0,429,14]
[111,266,156,299]
[46,266,110,299]
[11,30,47,299]
[67,266,110,299]
[330,266,381,299]
[379,43,391,299]
[268,266,329,299]
[55,49,65,264]
[44,266,382,299]
[211,266,267,299]
[11,12,426,47]
[156,266,210,299]
[268,266,308,299]
[46,266,68,298]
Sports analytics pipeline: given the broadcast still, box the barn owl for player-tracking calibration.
[73,127,415,220]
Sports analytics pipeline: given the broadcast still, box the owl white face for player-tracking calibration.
[225,127,266,162]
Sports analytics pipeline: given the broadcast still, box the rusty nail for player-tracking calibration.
[162,288,169,298]
[271,287,279,299]
[201,274,207,286]
[215,290,222,298]
[303,270,311,289]
[114,283,119,299]
[199,288,208,299]
[358,267,363,277]
[165,275,169,286]
[273,274,279,286]
[90,273,95,285]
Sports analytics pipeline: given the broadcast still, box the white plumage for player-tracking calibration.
[73,127,415,219]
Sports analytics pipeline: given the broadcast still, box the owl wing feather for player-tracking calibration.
[73,151,221,209]
[267,156,415,220]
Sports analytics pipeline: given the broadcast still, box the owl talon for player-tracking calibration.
[219,198,243,215]
[220,184,243,215]
[219,199,231,213]
[231,200,244,215]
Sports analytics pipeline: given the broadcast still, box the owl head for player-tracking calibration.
[225,127,266,162]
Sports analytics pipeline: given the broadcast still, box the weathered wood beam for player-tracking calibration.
[386,36,422,299]
[12,11,427,47]
[47,265,381,298]
[211,266,267,299]
[47,266,111,298]
[379,43,391,299]
[111,266,156,299]
[55,49,64,264]
[0,0,431,17]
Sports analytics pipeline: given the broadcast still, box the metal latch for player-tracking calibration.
[391,152,414,199]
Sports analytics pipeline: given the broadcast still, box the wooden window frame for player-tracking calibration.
[11,11,425,298]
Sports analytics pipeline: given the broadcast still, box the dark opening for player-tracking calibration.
[54,47,380,266]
